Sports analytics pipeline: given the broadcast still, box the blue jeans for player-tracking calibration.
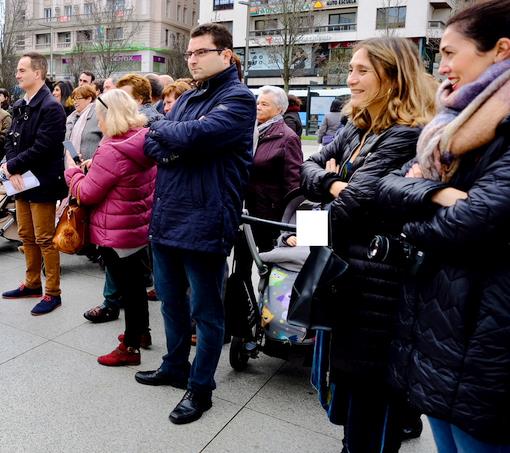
[152,242,226,396]
[428,417,510,453]
[103,267,122,309]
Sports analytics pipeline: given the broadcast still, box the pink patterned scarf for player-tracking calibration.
[416,59,510,182]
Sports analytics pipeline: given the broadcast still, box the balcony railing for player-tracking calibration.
[35,43,50,49]
[250,23,356,37]
[428,20,445,29]
[57,42,72,48]
[26,9,135,29]
[427,20,445,39]
[250,0,357,15]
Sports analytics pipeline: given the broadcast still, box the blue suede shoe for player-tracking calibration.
[31,295,62,316]
[2,283,43,299]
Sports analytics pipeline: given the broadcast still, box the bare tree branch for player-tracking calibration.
[252,0,314,92]
[69,0,142,79]
[0,0,27,90]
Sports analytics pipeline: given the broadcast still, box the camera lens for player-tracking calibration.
[368,235,390,261]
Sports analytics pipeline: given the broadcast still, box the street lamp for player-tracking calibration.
[238,0,251,86]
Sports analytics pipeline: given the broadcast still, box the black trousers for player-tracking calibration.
[339,377,404,453]
[99,247,150,349]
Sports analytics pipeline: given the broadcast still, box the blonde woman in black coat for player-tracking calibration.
[301,37,436,453]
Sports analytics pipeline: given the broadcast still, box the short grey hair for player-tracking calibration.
[259,85,289,113]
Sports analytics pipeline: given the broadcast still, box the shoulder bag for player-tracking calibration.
[53,184,88,254]
[287,212,348,330]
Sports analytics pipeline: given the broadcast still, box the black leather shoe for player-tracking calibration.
[169,390,212,425]
[134,368,188,389]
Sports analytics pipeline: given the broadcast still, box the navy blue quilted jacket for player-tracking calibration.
[5,84,67,202]
[144,65,256,255]
[378,116,510,443]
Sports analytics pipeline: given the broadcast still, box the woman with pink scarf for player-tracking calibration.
[378,1,510,451]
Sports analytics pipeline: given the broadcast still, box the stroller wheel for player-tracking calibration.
[229,336,249,371]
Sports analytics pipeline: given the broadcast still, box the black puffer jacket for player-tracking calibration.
[377,117,510,443]
[301,122,421,378]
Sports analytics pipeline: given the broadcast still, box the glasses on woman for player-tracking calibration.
[183,48,225,61]
[73,97,84,102]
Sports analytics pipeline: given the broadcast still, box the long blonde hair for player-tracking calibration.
[346,37,437,134]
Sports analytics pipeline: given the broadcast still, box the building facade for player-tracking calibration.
[11,0,198,81]
[199,0,460,87]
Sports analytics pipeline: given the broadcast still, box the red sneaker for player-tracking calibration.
[117,332,152,349]
[97,343,140,366]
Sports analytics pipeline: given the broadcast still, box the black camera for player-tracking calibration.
[367,233,425,273]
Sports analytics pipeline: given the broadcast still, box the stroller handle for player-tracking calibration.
[240,214,296,277]
[240,214,296,233]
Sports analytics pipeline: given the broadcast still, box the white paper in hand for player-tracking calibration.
[296,210,329,246]
[2,171,40,196]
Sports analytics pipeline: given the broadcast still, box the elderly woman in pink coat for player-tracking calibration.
[65,89,156,366]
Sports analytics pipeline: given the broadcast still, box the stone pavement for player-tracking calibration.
[0,237,436,453]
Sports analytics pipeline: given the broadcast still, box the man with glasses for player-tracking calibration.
[138,23,256,424]
[78,71,95,86]
[1,52,67,315]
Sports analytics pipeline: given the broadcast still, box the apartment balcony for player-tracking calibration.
[249,0,357,16]
[26,9,135,30]
[250,23,356,39]
[57,42,72,49]
[429,0,455,9]
[35,43,51,49]
[427,20,445,39]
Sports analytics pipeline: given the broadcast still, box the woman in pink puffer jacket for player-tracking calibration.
[65,89,156,366]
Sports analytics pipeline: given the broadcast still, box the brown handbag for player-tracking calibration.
[53,184,88,254]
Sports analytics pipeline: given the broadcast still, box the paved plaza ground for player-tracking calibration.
[0,138,436,453]
[0,238,437,453]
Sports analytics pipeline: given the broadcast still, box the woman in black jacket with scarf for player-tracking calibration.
[300,37,436,452]
[378,2,510,451]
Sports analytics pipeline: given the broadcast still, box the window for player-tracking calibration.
[77,30,93,43]
[166,0,172,17]
[84,3,93,15]
[254,19,278,31]
[216,21,233,34]
[329,12,356,30]
[297,15,313,28]
[107,0,126,10]
[36,33,51,47]
[16,34,26,48]
[106,27,124,40]
[376,6,406,29]
[213,0,234,11]
[44,7,52,21]
[177,5,181,21]
[183,7,187,23]
[64,5,73,18]
[57,32,72,44]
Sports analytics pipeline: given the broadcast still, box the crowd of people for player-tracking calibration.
[0,1,509,451]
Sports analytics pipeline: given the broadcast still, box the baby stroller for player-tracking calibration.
[226,192,315,371]
[0,187,20,244]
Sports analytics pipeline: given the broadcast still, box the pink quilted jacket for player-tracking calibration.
[65,127,156,248]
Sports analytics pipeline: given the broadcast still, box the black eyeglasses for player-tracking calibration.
[183,48,225,61]
[97,96,108,109]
